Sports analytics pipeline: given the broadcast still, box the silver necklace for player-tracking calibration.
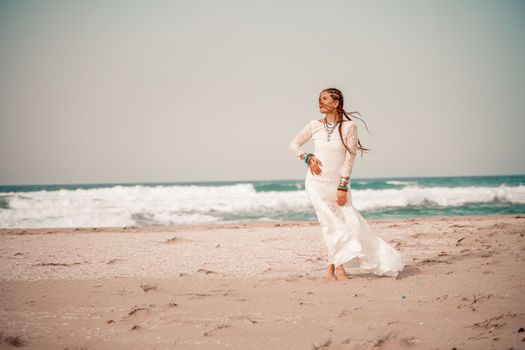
[323,117,339,142]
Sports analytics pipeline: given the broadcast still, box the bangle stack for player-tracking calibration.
[303,153,314,166]
[337,176,350,192]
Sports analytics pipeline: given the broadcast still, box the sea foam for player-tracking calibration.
[0,182,523,228]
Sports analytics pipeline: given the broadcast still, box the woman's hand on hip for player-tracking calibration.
[308,156,322,176]
[337,190,347,206]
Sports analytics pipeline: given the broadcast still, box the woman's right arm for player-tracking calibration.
[288,121,313,159]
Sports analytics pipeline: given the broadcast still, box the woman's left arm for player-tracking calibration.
[340,123,358,179]
[337,123,358,206]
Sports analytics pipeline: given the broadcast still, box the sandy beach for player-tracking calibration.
[1,214,524,349]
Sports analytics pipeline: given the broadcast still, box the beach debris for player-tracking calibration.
[131,325,140,330]
[3,335,27,347]
[305,257,322,262]
[371,330,418,348]
[165,236,178,244]
[435,294,448,301]
[456,237,466,245]
[469,312,522,334]
[127,306,150,317]
[455,293,494,311]
[203,319,231,336]
[182,292,213,298]
[312,337,332,349]
[419,258,451,265]
[196,268,218,274]
[140,283,158,292]
[31,261,82,267]
[106,258,121,264]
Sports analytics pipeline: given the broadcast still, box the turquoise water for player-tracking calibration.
[0,174,524,228]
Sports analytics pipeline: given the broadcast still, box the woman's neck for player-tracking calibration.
[324,113,340,123]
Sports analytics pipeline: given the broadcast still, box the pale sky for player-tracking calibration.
[1,0,524,185]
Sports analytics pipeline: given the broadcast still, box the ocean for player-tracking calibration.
[0,175,524,229]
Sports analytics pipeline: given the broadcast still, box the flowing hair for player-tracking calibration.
[319,87,371,158]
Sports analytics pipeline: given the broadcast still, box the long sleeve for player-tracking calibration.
[340,123,358,178]
[288,121,313,158]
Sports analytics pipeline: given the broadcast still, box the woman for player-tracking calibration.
[288,88,404,281]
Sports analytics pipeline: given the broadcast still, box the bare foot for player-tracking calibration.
[324,272,337,280]
[324,264,337,281]
[335,266,350,281]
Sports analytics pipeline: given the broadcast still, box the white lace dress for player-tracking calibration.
[288,119,404,277]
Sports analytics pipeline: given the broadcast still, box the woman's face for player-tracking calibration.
[318,91,338,114]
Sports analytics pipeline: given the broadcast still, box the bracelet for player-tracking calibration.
[303,153,314,166]
[338,178,349,191]
[302,153,310,164]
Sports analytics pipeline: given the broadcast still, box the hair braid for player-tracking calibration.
[320,87,371,158]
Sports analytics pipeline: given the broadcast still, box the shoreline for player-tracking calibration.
[1,213,523,236]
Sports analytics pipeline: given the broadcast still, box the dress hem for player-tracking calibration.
[331,254,403,278]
